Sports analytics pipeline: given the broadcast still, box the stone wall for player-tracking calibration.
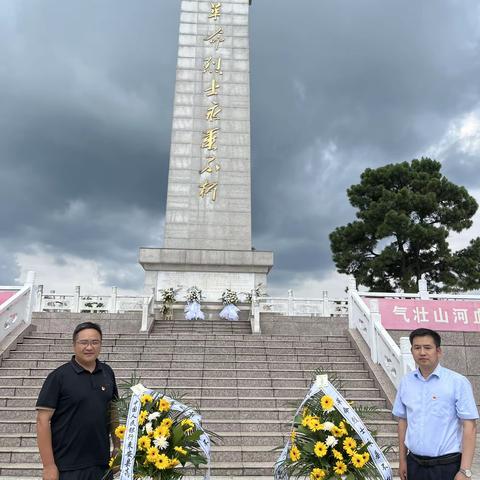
[260,313,348,336]
[32,312,144,334]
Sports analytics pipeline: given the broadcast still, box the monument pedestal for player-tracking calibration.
[139,248,273,301]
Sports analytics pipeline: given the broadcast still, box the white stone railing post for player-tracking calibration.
[36,284,44,312]
[369,299,380,363]
[25,271,35,325]
[400,337,415,375]
[250,289,261,334]
[74,286,81,313]
[140,289,155,332]
[322,291,328,316]
[287,289,294,316]
[110,286,118,313]
[348,277,357,329]
[418,275,429,300]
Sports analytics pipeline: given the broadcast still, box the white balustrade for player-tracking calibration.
[253,292,348,318]
[0,271,35,343]
[348,280,416,388]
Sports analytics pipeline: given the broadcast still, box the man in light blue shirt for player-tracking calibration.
[393,328,478,480]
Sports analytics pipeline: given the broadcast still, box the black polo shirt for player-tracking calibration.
[36,356,118,471]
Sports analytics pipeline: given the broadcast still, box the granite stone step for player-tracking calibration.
[0,321,400,478]
[0,368,373,380]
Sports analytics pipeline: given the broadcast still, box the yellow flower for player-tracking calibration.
[290,430,296,442]
[174,446,187,455]
[138,410,148,426]
[307,417,323,432]
[352,453,366,469]
[146,446,160,463]
[332,448,343,460]
[313,441,327,458]
[343,437,357,451]
[362,451,370,463]
[108,456,115,468]
[320,395,334,411]
[161,417,173,428]
[169,457,180,467]
[181,418,195,434]
[309,467,326,479]
[334,460,348,475]
[155,453,171,470]
[138,435,151,450]
[114,425,126,440]
[345,447,356,456]
[301,415,313,427]
[153,425,171,439]
[140,393,153,406]
[339,420,348,434]
[289,444,301,462]
[331,426,344,438]
[158,398,171,412]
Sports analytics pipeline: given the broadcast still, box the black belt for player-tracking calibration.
[408,452,461,467]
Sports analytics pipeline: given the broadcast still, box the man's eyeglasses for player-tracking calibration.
[76,340,101,347]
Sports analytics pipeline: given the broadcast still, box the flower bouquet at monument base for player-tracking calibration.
[275,374,392,480]
[108,382,211,480]
[159,287,178,320]
[184,286,204,320]
[219,288,240,321]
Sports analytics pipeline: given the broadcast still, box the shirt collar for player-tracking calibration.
[414,363,442,381]
[70,356,102,374]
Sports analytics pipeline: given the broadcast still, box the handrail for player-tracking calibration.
[0,271,36,344]
[348,280,414,388]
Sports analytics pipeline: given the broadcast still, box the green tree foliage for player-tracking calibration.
[329,158,480,292]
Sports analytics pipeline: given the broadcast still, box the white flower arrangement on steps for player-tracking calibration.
[219,288,240,321]
[184,286,205,320]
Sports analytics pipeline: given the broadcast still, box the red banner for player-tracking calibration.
[363,297,480,331]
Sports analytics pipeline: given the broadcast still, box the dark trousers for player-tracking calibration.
[59,466,112,480]
[407,453,461,480]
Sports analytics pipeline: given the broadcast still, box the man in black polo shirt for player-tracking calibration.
[36,322,119,480]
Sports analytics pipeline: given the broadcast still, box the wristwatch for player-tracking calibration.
[459,468,472,478]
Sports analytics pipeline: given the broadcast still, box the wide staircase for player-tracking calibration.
[0,307,398,478]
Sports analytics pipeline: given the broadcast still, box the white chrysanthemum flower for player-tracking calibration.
[145,422,153,435]
[153,436,169,450]
[323,421,335,431]
[326,435,338,448]
[148,412,161,421]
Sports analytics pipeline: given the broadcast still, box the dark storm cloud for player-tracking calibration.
[1,0,480,292]
[0,0,179,285]
[249,0,480,289]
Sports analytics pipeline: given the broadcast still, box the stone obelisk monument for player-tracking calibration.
[139,0,273,301]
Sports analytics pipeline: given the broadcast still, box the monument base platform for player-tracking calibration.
[139,247,273,301]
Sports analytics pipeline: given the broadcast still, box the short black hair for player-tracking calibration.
[73,322,103,342]
[409,328,441,348]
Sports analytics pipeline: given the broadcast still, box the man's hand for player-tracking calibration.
[42,464,59,480]
[398,456,407,480]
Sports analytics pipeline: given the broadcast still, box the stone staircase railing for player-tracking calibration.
[348,279,415,389]
[0,271,36,345]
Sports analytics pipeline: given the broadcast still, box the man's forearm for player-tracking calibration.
[461,420,477,470]
[397,418,408,460]
[36,417,56,467]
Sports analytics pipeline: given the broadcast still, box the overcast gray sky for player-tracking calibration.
[2,0,480,297]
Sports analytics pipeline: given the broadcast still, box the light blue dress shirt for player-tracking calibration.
[392,364,479,456]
